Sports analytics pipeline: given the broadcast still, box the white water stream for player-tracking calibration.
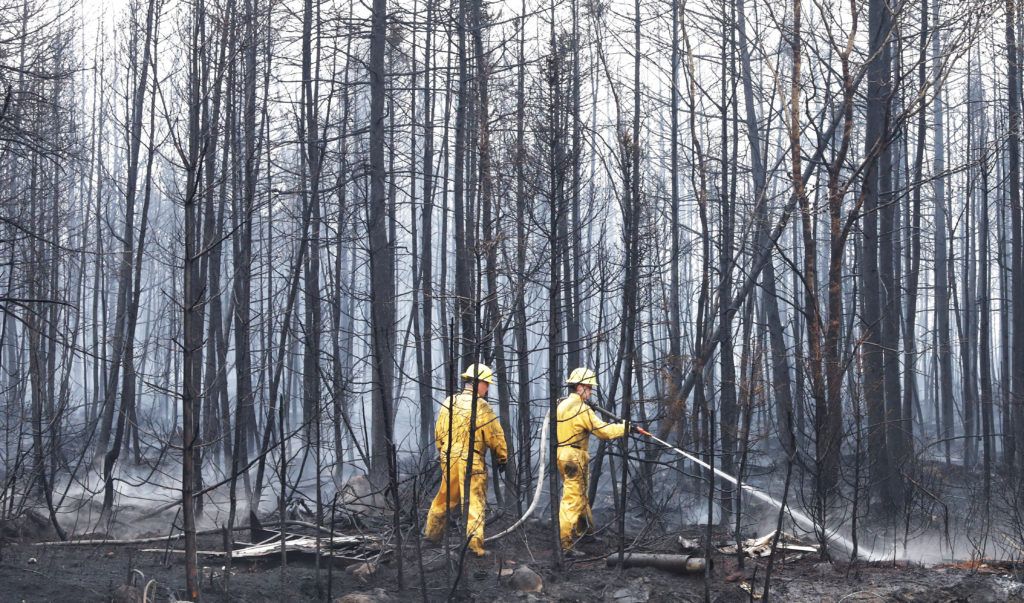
[491,404,882,561]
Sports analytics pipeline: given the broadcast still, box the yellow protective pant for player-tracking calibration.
[557,447,592,550]
[424,458,488,555]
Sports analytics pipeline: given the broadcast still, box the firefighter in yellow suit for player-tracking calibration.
[557,367,627,553]
[424,363,508,557]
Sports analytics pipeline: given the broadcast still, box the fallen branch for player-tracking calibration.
[718,530,819,557]
[30,525,250,547]
[218,534,373,556]
[139,549,228,555]
[283,519,347,538]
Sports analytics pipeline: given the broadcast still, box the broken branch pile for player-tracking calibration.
[212,532,386,565]
[718,531,818,558]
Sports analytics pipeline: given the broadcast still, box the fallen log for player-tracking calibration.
[606,553,710,574]
[30,519,348,547]
[138,549,223,556]
[140,532,387,566]
[30,525,250,547]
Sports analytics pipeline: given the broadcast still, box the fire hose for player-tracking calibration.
[589,405,873,560]
[485,410,549,542]
[485,404,874,560]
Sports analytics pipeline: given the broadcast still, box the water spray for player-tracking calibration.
[590,406,880,561]
[485,404,879,562]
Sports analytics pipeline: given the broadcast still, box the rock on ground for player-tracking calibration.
[607,578,651,603]
[340,475,387,518]
[508,565,543,593]
[346,561,378,583]
[111,584,142,603]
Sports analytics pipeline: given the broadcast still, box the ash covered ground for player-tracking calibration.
[3,473,1024,603]
[2,522,1022,602]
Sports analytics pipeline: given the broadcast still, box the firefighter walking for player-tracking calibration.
[424,363,508,557]
[556,367,627,554]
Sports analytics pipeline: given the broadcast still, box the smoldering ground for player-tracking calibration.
[4,438,1024,602]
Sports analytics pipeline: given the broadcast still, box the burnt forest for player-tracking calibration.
[0,0,1022,600]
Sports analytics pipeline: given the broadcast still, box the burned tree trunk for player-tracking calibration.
[861,0,898,511]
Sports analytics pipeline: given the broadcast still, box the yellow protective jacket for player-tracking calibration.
[435,390,508,468]
[556,392,626,456]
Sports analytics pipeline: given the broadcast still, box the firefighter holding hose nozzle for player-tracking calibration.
[424,363,508,557]
[557,367,628,556]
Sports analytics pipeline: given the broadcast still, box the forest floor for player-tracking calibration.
[2,517,1024,602]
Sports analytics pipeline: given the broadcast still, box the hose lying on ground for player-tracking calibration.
[484,410,550,543]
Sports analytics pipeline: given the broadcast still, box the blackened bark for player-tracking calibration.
[932,0,955,466]
[861,0,897,510]
[1005,0,1024,468]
